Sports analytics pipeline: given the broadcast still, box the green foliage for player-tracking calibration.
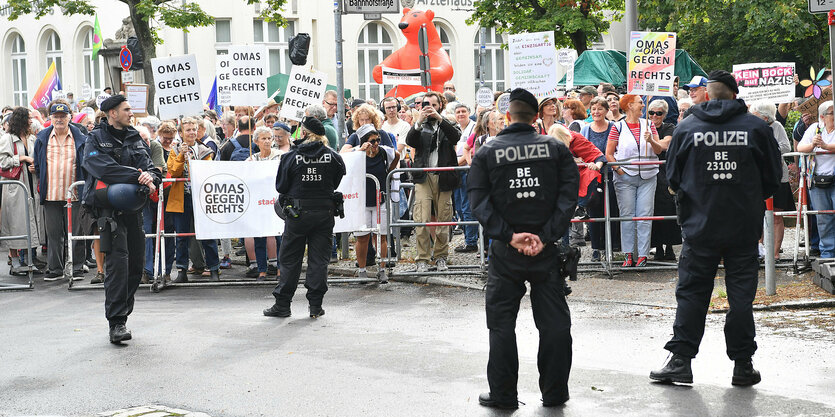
[466,0,625,53]
[639,0,828,72]
[785,110,801,139]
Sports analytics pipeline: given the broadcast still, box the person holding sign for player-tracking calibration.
[605,94,662,267]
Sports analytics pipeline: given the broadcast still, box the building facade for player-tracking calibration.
[1,0,625,110]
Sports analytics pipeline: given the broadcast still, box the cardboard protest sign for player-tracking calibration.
[216,45,268,106]
[797,87,832,119]
[279,65,328,122]
[125,84,149,117]
[627,31,676,96]
[732,63,795,103]
[508,31,559,98]
[150,54,202,120]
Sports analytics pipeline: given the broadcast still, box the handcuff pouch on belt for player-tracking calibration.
[95,208,117,254]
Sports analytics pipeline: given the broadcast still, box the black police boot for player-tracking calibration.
[209,269,220,282]
[263,303,291,317]
[731,358,761,386]
[309,305,325,318]
[172,269,188,283]
[649,354,693,384]
[109,324,132,344]
[478,392,518,409]
[542,392,570,407]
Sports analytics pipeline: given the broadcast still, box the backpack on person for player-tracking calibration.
[229,137,257,161]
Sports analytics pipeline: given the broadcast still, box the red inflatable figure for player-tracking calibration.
[372,8,454,98]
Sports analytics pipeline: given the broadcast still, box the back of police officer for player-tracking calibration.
[468,88,579,409]
[650,71,781,386]
[263,117,345,318]
[81,95,161,344]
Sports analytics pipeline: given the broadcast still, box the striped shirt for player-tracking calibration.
[46,129,77,201]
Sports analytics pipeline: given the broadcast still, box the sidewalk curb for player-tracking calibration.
[710,298,835,314]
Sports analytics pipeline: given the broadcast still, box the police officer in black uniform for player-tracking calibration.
[468,88,579,409]
[263,116,346,318]
[81,95,161,344]
[650,71,781,386]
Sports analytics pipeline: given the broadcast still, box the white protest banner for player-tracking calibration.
[627,31,676,96]
[216,45,268,106]
[150,54,202,120]
[95,93,111,108]
[381,67,422,86]
[279,65,328,122]
[557,49,577,90]
[732,62,795,103]
[476,86,494,108]
[508,31,559,98]
[125,84,149,117]
[52,90,67,101]
[81,83,92,101]
[189,154,367,239]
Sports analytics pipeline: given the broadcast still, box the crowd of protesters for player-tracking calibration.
[0,72,830,281]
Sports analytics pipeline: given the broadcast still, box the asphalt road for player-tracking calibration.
[1,280,833,417]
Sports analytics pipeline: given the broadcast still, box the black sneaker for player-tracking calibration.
[44,271,63,281]
[267,264,278,275]
[109,324,132,344]
[649,354,693,384]
[85,258,97,269]
[454,244,478,253]
[573,206,590,220]
[477,392,518,409]
[732,359,761,386]
[172,269,189,283]
[263,303,291,317]
[309,305,325,318]
[245,265,260,278]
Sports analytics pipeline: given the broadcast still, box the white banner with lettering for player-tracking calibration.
[189,152,368,239]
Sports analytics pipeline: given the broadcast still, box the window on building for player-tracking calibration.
[45,30,63,84]
[473,28,505,93]
[357,23,394,102]
[215,19,231,55]
[11,34,27,106]
[82,28,104,97]
[436,24,452,62]
[253,19,296,75]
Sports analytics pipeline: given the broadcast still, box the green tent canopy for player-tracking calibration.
[558,49,707,87]
[266,73,351,103]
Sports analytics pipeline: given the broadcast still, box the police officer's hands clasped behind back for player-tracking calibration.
[649,71,781,386]
[81,95,161,344]
[468,88,580,409]
[263,116,346,319]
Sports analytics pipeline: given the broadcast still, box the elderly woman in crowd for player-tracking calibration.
[581,97,620,260]
[798,101,835,258]
[646,99,680,261]
[535,96,560,134]
[0,107,45,275]
[677,98,694,122]
[606,94,663,267]
[341,103,395,151]
[167,117,220,283]
[749,102,791,260]
[562,98,587,132]
[242,126,284,280]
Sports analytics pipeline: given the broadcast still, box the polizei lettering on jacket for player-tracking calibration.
[494,143,551,164]
[295,153,333,164]
[693,131,749,147]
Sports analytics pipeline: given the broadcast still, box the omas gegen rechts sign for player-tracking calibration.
[198,173,250,223]
[150,54,203,120]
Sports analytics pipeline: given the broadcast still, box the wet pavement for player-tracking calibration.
[1,279,833,417]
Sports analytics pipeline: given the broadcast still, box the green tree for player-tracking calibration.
[466,0,625,54]
[6,0,288,115]
[639,0,828,72]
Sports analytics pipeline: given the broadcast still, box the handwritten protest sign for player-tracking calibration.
[627,31,676,97]
[216,45,268,106]
[557,49,577,90]
[732,63,795,103]
[150,54,202,120]
[797,87,832,119]
[279,65,328,122]
[508,31,559,98]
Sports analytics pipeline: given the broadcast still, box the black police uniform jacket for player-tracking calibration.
[276,139,346,199]
[666,99,781,246]
[468,123,579,247]
[81,120,161,208]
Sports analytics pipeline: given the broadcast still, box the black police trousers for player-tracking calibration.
[103,211,145,327]
[485,245,572,404]
[272,209,335,308]
[664,241,759,360]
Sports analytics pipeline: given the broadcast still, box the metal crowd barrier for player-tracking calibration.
[0,180,35,291]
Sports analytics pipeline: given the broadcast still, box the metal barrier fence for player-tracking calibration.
[0,180,35,291]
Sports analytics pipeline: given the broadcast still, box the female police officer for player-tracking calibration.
[263,116,345,318]
[468,88,579,409]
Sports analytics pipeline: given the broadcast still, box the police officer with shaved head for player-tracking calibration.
[82,95,161,344]
[650,70,782,386]
[468,88,579,409]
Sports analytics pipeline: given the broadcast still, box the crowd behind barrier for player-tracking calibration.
[0,81,831,291]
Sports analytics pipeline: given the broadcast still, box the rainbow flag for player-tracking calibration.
[29,62,62,110]
[92,15,103,60]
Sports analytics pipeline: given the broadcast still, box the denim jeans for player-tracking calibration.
[452,171,478,246]
[809,186,835,258]
[613,173,657,257]
[143,201,175,276]
[172,194,220,271]
[254,236,282,273]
